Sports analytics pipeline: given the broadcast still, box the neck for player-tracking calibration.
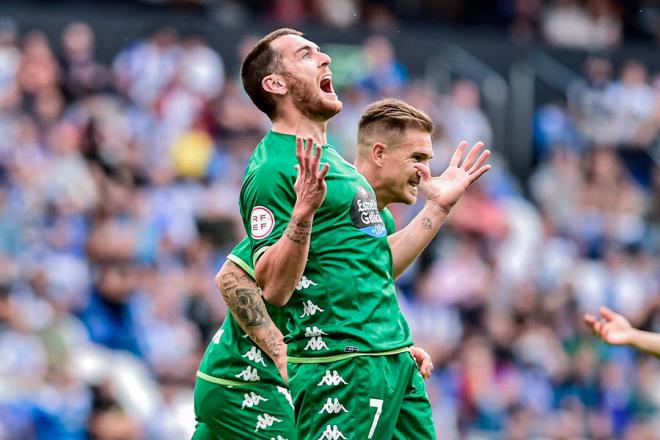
[354,158,389,210]
[272,105,328,146]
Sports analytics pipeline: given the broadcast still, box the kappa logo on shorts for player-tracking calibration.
[300,300,324,318]
[235,366,260,382]
[319,398,349,414]
[304,326,329,351]
[317,370,348,386]
[277,386,294,409]
[318,425,347,440]
[243,347,267,366]
[296,276,318,291]
[251,206,275,239]
[241,392,268,409]
[255,413,282,432]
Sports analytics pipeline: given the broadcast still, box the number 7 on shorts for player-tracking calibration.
[368,398,383,439]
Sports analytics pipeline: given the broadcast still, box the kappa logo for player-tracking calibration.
[251,206,275,240]
[300,300,324,318]
[277,386,294,409]
[255,413,282,432]
[241,392,268,409]
[319,398,349,414]
[211,328,224,344]
[304,326,329,351]
[296,276,317,291]
[317,370,348,387]
[318,425,347,440]
[243,347,267,366]
[235,366,260,382]
[305,326,328,337]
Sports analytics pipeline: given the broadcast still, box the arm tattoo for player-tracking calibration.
[285,216,312,245]
[422,217,432,230]
[250,328,284,361]
[236,288,267,327]
[219,263,267,327]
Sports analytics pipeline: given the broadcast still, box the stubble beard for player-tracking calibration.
[285,73,342,122]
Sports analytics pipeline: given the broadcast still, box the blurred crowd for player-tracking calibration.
[0,12,658,440]
[160,0,659,48]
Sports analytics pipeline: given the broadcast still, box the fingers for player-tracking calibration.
[296,136,305,170]
[318,162,330,180]
[599,306,617,322]
[412,163,432,181]
[583,314,597,326]
[468,165,491,184]
[468,150,491,174]
[419,358,433,380]
[460,141,484,170]
[449,141,468,167]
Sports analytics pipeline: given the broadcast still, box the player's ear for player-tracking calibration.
[263,73,287,96]
[371,142,386,167]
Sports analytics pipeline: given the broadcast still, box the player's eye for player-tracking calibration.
[302,52,311,59]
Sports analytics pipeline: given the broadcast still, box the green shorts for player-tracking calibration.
[192,375,297,440]
[288,351,436,439]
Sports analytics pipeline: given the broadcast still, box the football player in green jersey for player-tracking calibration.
[234,28,490,440]
[193,100,446,440]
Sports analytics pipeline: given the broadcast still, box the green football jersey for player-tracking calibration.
[197,239,286,386]
[240,131,413,361]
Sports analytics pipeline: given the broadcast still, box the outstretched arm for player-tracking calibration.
[216,260,288,381]
[255,136,329,306]
[388,141,491,279]
[584,306,660,357]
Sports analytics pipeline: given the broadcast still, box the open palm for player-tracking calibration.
[415,141,491,213]
[584,306,634,345]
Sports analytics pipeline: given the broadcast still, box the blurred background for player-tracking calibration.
[0,0,658,438]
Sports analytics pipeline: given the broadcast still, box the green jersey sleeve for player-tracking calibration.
[380,207,396,235]
[240,152,297,265]
[225,237,254,280]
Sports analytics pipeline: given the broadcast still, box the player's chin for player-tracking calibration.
[398,186,418,205]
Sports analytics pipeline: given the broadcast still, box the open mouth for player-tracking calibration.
[408,182,418,194]
[320,75,335,95]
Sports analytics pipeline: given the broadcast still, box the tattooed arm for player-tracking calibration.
[216,260,287,381]
[387,142,491,279]
[255,136,328,307]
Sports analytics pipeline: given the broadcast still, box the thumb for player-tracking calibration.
[412,163,432,182]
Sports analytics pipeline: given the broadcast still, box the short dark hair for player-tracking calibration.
[357,98,434,149]
[240,28,303,119]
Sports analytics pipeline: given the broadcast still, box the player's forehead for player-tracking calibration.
[271,34,319,57]
[397,129,433,156]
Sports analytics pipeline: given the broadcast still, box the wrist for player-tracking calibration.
[424,199,451,217]
[292,204,316,222]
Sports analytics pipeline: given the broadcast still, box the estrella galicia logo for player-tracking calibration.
[350,186,387,237]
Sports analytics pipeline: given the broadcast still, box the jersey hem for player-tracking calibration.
[196,370,254,387]
[286,345,411,364]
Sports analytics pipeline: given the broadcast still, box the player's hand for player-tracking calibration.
[584,306,634,346]
[410,346,433,380]
[293,136,330,218]
[276,344,289,383]
[413,141,491,214]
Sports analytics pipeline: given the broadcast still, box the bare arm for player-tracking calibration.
[388,141,491,279]
[585,306,660,357]
[216,260,287,380]
[256,136,329,306]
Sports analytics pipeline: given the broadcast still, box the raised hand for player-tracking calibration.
[293,136,330,218]
[584,306,634,346]
[413,141,491,214]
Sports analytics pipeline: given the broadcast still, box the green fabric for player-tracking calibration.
[287,352,435,439]
[197,239,286,387]
[381,207,396,235]
[239,130,413,360]
[193,376,297,440]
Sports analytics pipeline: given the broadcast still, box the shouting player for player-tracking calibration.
[235,27,490,440]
